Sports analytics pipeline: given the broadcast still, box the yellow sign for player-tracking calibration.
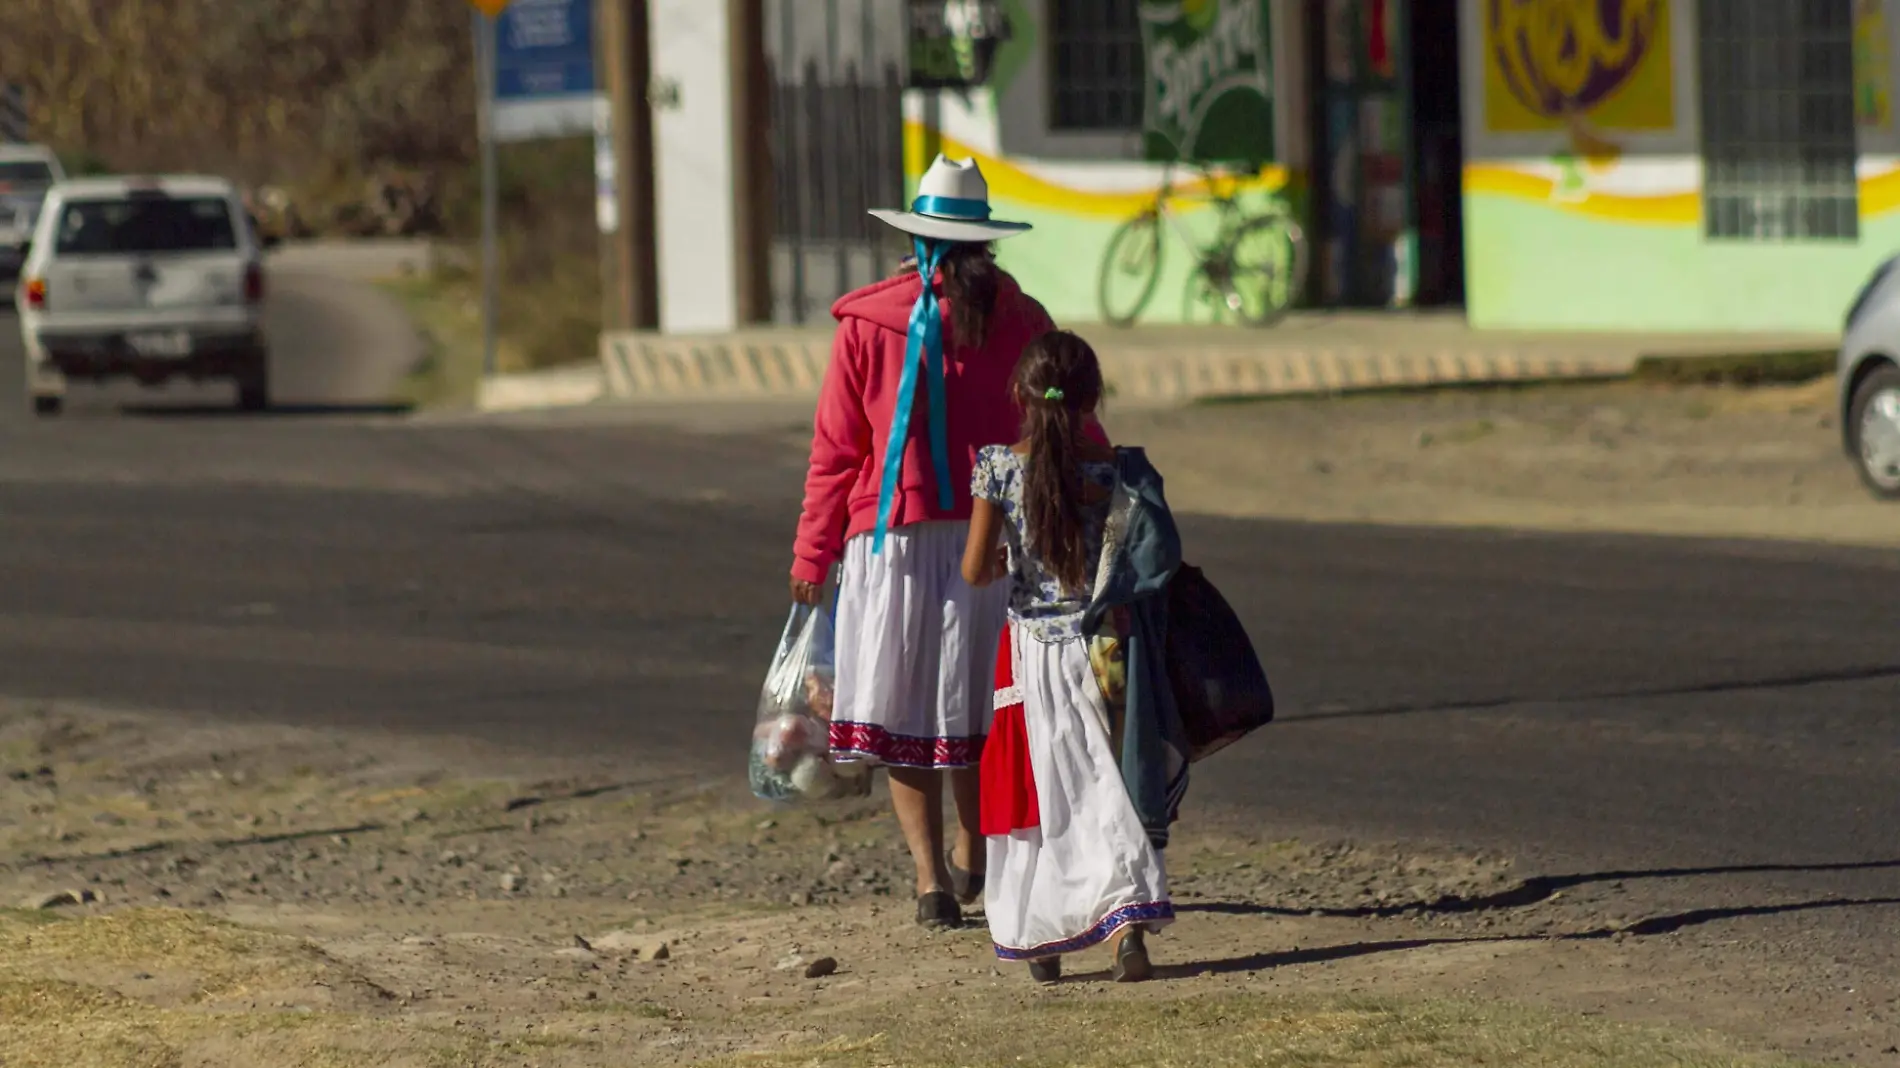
[1482,0,1675,134]
[466,0,512,16]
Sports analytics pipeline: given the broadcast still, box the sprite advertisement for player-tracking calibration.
[1141,0,1275,163]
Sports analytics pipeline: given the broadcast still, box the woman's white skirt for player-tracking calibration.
[985,623,1173,960]
[829,521,1008,769]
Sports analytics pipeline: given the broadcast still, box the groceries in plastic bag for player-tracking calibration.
[748,604,872,802]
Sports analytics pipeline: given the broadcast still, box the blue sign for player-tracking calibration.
[489,0,598,141]
[495,0,593,100]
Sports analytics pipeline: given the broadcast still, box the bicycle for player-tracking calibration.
[1096,159,1307,328]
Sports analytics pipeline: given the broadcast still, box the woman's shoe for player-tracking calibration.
[1110,927,1152,983]
[946,854,985,906]
[915,889,963,929]
[1027,956,1061,984]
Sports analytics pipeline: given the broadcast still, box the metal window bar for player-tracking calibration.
[1050,0,1144,130]
[1697,0,1859,242]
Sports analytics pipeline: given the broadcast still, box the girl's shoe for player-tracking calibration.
[1027,956,1061,984]
[946,854,985,906]
[1110,927,1152,983]
[915,889,963,929]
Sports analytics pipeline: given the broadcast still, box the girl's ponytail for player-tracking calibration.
[1014,331,1105,594]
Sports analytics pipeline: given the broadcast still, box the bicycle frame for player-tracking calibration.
[1148,160,1260,256]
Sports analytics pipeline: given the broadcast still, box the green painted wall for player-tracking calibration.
[988,193,1292,326]
[1464,196,1889,333]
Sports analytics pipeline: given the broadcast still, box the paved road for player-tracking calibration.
[0,257,421,413]
[0,301,1897,1043]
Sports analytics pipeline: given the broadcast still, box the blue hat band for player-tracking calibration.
[911,194,991,221]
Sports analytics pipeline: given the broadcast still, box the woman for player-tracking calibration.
[790,156,1052,928]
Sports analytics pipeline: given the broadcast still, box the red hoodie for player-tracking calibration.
[791,270,1065,586]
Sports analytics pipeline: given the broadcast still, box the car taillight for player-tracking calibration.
[22,277,44,310]
[244,263,264,304]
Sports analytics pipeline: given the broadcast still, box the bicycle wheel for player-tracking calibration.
[1215,215,1307,327]
[1097,213,1164,328]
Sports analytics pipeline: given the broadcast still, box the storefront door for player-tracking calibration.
[1311,0,1416,308]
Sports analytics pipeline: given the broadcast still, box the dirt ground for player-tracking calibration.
[3,377,1894,1067]
[0,700,1888,1067]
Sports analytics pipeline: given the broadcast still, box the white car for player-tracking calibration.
[13,174,277,415]
[1840,255,1900,498]
[0,144,65,289]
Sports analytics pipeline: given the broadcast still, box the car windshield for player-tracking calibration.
[53,196,238,255]
[0,161,55,185]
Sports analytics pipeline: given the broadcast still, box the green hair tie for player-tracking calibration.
[1043,387,1065,401]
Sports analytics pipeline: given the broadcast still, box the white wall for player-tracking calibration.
[650,0,738,333]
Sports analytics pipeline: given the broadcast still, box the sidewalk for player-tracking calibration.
[479,310,1836,412]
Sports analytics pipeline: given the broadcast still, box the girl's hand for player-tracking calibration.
[790,576,825,606]
[987,546,1009,584]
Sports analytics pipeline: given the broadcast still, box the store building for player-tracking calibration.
[899,0,1897,334]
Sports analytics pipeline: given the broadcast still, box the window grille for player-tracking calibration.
[1698,0,1860,241]
[1049,0,1144,130]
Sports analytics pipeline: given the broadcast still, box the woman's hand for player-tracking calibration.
[790,576,826,606]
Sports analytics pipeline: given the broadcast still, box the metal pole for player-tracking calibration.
[596,0,621,332]
[479,11,501,377]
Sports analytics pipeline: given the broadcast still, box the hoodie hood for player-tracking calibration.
[830,269,1029,338]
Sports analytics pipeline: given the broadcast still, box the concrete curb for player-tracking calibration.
[596,329,1641,406]
[476,364,606,412]
[600,330,831,398]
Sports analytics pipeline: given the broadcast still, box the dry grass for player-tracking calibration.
[0,910,421,1068]
[381,135,604,398]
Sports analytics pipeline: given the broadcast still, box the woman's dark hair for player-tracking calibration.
[897,240,1000,350]
[1013,330,1106,595]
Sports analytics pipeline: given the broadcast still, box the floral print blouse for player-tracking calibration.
[971,444,1118,642]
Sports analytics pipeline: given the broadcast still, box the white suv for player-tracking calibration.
[13,174,277,415]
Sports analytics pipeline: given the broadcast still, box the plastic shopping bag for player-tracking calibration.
[747,604,872,803]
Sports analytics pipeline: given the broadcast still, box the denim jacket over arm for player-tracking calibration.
[1081,447,1189,849]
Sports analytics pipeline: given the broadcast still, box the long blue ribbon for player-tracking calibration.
[872,236,956,554]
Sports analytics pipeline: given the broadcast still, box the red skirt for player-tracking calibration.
[980,623,1039,835]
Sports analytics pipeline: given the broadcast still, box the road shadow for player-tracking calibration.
[1283,663,1900,725]
[1178,857,1900,920]
[118,402,415,419]
[1049,892,1900,984]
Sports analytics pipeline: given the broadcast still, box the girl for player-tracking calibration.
[963,330,1188,983]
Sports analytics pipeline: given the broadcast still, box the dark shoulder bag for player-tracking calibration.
[1165,564,1274,762]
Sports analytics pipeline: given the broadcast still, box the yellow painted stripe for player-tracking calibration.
[1861,166,1900,217]
[906,121,1900,227]
[1466,162,1900,224]
[1463,164,1699,224]
[904,121,1289,218]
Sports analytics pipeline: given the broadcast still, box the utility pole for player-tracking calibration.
[728,0,772,325]
[477,12,500,377]
[601,0,660,330]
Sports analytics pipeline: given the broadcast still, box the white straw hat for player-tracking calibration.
[868,155,1032,242]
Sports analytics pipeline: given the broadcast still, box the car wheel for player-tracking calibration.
[1848,362,1900,500]
[31,394,61,417]
[237,358,269,413]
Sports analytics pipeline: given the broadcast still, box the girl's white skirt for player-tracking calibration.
[830,521,1008,769]
[986,622,1173,960]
